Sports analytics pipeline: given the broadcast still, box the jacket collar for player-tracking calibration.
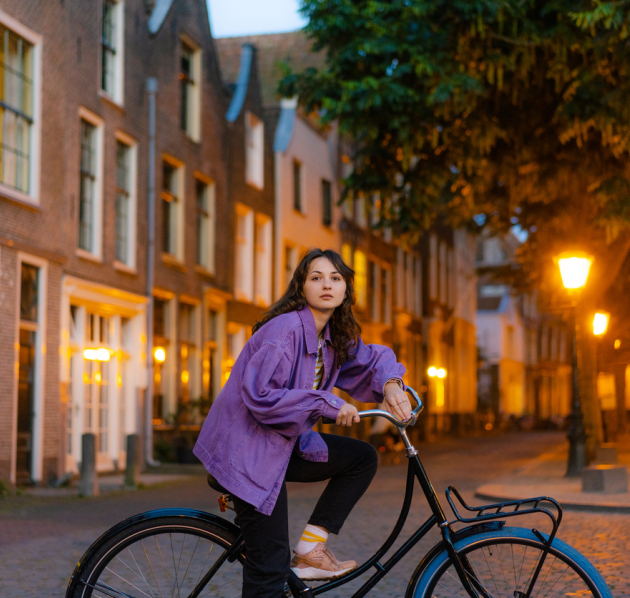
[297,304,332,354]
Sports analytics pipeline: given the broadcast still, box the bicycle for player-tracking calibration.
[66,387,612,598]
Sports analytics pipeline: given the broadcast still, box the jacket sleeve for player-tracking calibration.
[334,338,406,403]
[240,340,344,436]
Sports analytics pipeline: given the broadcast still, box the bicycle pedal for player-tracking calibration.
[218,494,234,513]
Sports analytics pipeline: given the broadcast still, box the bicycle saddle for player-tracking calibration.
[207,473,229,494]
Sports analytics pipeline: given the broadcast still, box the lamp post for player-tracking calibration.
[556,252,593,477]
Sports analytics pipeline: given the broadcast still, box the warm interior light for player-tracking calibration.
[83,347,114,362]
[181,370,189,384]
[557,254,592,290]
[614,339,621,349]
[94,371,102,384]
[593,313,609,336]
[437,368,447,379]
[428,366,438,378]
[153,347,166,362]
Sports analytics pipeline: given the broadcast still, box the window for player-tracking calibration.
[0,21,38,198]
[254,214,272,306]
[245,112,264,189]
[429,234,438,299]
[161,159,183,260]
[414,256,422,316]
[369,261,379,321]
[181,40,201,140]
[195,178,215,272]
[152,297,170,423]
[178,303,198,405]
[115,139,136,267]
[380,267,391,325]
[293,160,302,212]
[17,261,44,483]
[405,251,414,314]
[354,196,367,228]
[285,245,296,289]
[235,205,254,301]
[439,241,448,305]
[78,113,103,256]
[354,250,367,309]
[101,0,124,103]
[322,179,332,226]
[341,243,352,267]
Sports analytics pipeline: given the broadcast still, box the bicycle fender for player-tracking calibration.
[403,521,506,598]
[405,526,612,598]
[65,508,240,598]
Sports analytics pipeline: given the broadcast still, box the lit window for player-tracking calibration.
[181,40,201,140]
[380,267,391,325]
[195,178,216,272]
[101,1,124,103]
[235,205,254,302]
[354,250,367,309]
[341,243,352,267]
[245,112,264,189]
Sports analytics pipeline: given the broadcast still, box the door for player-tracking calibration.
[16,329,36,483]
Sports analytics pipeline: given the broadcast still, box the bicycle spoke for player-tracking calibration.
[481,545,502,598]
[128,545,158,598]
[142,539,165,598]
[192,544,215,590]
[177,535,201,594]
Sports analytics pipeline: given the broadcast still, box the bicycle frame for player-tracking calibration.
[284,388,563,598]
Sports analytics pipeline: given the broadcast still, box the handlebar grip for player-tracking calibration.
[321,417,336,425]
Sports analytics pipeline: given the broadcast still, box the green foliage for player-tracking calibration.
[0,479,9,499]
[280,0,630,281]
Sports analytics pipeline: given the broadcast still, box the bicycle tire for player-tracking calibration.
[410,526,612,598]
[68,514,245,598]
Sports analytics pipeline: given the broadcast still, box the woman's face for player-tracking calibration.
[303,257,347,312]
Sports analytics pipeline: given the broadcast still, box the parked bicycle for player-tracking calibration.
[66,387,612,598]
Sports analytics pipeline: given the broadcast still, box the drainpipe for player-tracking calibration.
[145,77,160,467]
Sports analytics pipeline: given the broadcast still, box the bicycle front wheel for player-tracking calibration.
[411,526,612,598]
[68,514,244,598]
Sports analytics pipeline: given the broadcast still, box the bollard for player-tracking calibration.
[79,433,99,497]
[124,434,141,490]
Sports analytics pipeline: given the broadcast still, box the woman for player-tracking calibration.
[194,248,411,597]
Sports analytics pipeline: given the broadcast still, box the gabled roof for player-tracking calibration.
[214,31,326,107]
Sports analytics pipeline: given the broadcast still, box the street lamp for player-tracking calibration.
[556,251,593,477]
[593,312,609,336]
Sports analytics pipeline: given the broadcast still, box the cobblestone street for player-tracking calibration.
[1,431,628,597]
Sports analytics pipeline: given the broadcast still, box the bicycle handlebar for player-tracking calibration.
[357,386,423,429]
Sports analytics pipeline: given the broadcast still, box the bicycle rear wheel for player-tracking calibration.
[411,526,611,598]
[69,515,244,598]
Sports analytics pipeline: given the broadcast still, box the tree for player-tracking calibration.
[280,0,630,451]
[280,0,630,293]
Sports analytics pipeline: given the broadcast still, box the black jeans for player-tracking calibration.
[232,433,378,598]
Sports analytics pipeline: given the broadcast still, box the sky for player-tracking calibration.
[207,0,307,38]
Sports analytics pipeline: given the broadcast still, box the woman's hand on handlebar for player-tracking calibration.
[383,381,413,421]
[336,403,361,427]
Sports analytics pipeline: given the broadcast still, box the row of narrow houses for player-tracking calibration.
[0,0,480,487]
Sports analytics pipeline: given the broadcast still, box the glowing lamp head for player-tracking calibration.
[153,347,166,363]
[428,366,438,378]
[556,253,593,290]
[593,313,609,336]
[437,368,447,379]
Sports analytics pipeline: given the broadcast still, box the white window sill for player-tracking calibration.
[246,180,264,191]
[76,248,103,263]
[195,264,215,277]
[0,184,39,208]
[162,253,187,272]
[114,260,137,275]
[235,291,254,303]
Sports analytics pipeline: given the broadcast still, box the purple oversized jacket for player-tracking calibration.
[193,304,406,515]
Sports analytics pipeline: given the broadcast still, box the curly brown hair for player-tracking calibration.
[252,248,362,367]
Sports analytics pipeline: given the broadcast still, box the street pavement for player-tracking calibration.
[1,431,628,597]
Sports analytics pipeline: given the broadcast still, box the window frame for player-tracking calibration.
[161,154,185,262]
[322,179,332,227]
[100,0,125,105]
[254,213,273,307]
[114,131,137,271]
[77,108,104,260]
[194,173,216,274]
[245,111,264,189]
[293,159,303,213]
[180,36,201,141]
[0,11,42,206]
[235,203,254,302]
